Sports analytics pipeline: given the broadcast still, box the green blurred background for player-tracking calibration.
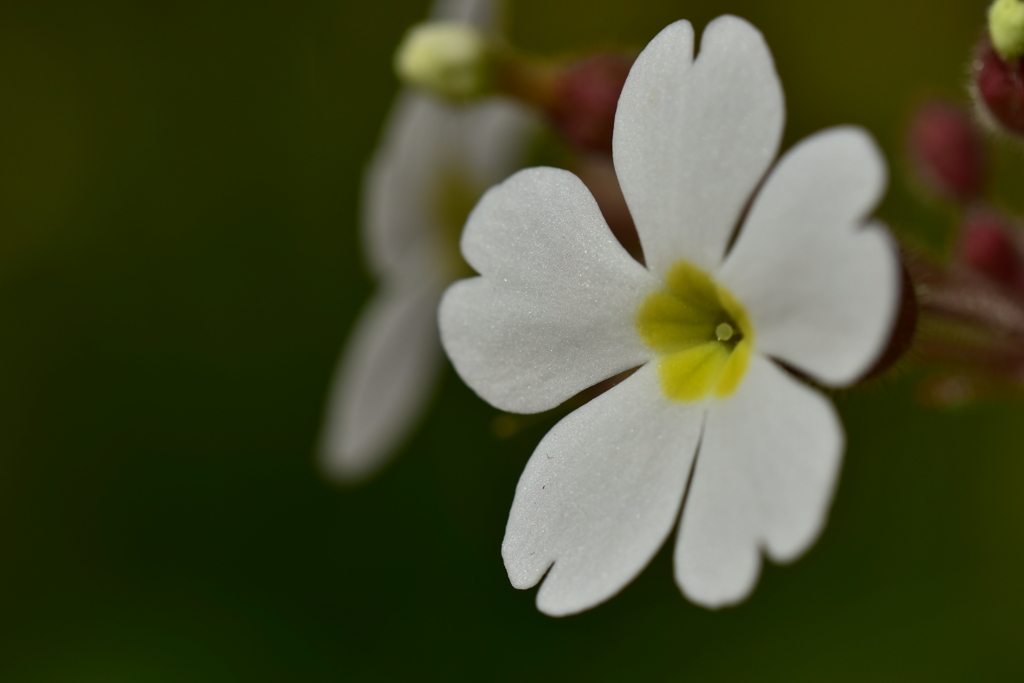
[1,0,1022,680]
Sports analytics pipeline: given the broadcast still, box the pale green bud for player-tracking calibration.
[989,0,1024,61]
[394,21,493,101]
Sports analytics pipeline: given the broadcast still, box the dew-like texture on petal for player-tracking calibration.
[503,364,704,616]
[718,127,899,386]
[674,354,843,609]
[612,16,784,277]
[319,277,445,482]
[363,94,537,278]
[439,167,658,413]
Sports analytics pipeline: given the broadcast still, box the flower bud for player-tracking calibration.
[908,101,986,201]
[989,0,1024,61]
[549,55,633,153]
[960,209,1023,286]
[972,36,1024,136]
[394,21,493,101]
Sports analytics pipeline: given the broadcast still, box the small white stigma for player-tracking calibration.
[394,21,493,101]
[715,322,735,342]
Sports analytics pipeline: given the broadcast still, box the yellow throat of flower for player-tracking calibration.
[636,260,753,402]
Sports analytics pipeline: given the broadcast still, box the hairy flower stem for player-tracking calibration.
[903,253,1024,401]
[908,256,1024,339]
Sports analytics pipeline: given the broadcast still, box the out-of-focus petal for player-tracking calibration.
[363,94,536,278]
[431,0,501,28]
[457,100,539,185]
[319,271,445,482]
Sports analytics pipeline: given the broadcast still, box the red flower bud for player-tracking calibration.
[960,209,1023,286]
[973,37,1024,137]
[908,101,986,201]
[549,55,633,153]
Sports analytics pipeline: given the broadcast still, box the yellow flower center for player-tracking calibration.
[636,260,753,401]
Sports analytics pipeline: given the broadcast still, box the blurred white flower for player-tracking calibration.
[439,16,900,615]
[318,0,537,482]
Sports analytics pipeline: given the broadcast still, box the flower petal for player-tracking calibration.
[363,93,537,278]
[503,364,704,616]
[454,100,538,187]
[717,126,899,386]
[431,0,501,28]
[674,354,843,608]
[612,15,784,277]
[439,167,658,413]
[318,274,444,482]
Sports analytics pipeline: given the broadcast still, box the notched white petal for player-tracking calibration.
[503,364,704,616]
[440,167,657,413]
[718,126,899,386]
[318,278,445,482]
[675,355,843,608]
[613,15,784,277]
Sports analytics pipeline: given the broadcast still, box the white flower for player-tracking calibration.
[439,16,900,615]
[318,0,537,482]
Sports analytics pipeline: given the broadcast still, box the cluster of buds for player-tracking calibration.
[887,0,1024,405]
[864,0,1024,405]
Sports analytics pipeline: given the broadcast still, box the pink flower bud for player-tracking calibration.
[961,209,1023,286]
[908,101,986,201]
[549,55,632,153]
[973,37,1024,137]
